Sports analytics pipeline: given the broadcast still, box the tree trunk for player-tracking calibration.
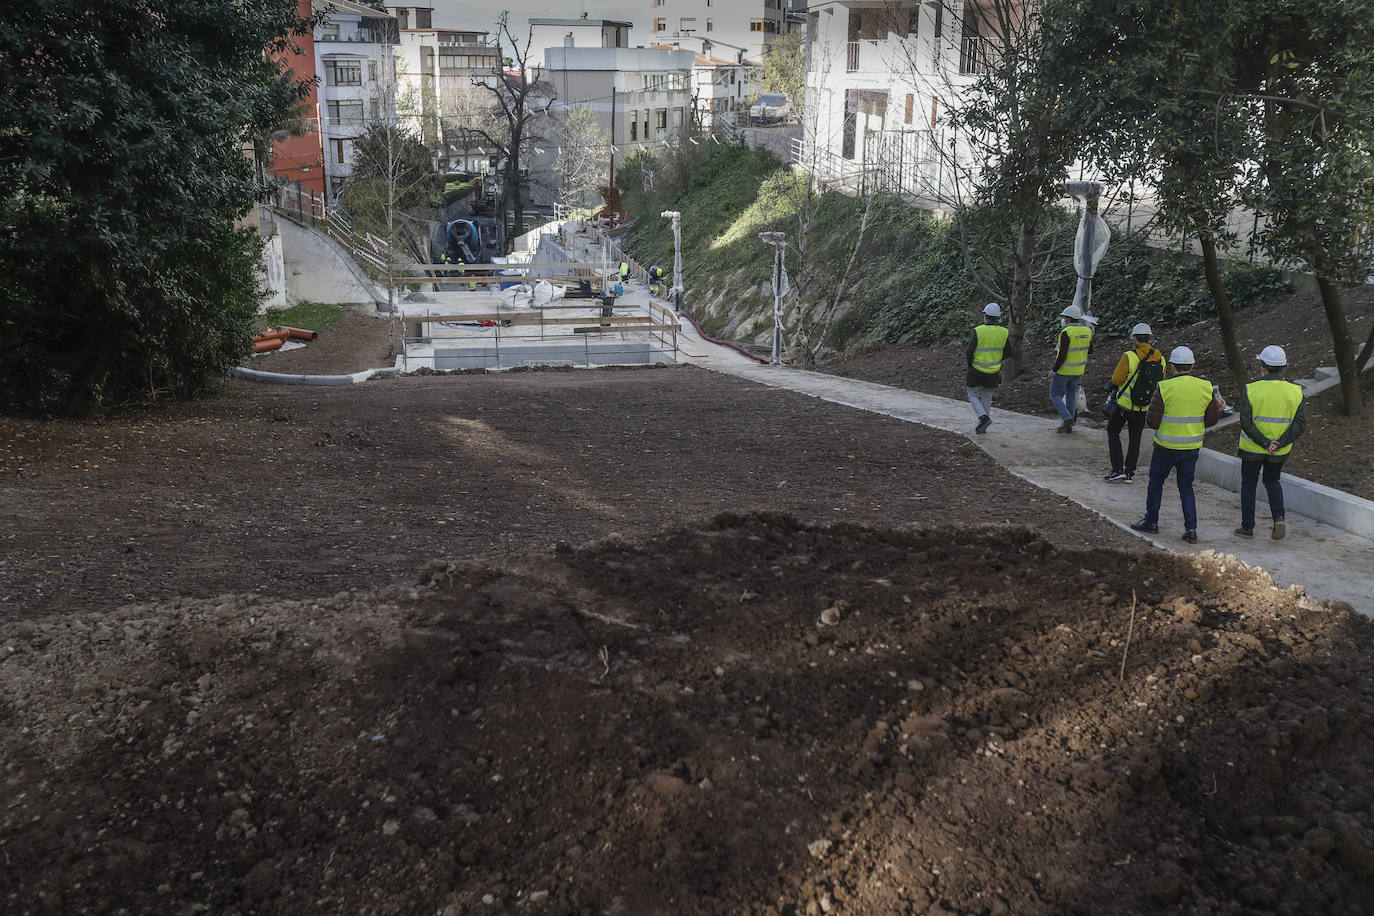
[1316,274,1362,416]
[1198,230,1247,392]
[1357,315,1374,372]
[1003,222,1035,380]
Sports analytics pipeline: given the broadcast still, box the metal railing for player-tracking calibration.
[846,40,860,72]
[960,36,998,75]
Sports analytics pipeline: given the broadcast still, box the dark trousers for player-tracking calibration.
[1240,458,1285,530]
[1107,408,1147,474]
[1144,446,1199,531]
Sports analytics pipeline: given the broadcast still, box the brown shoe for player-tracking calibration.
[1272,520,1286,540]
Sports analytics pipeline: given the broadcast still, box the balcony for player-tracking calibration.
[960,36,998,75]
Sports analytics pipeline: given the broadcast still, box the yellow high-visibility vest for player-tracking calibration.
[1239,378,1303,456]
[972,324,1009,374]
[1153,375,1214,450]
[1058,325,1093,376]
[1115,349,1167,412]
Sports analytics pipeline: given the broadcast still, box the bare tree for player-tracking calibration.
[471,13,555,249]
[552,106,609,213]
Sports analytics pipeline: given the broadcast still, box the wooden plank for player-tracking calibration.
[412,263,614,271]
[572,324,679,333]
[413,313,676,328]
[388,276,600,285]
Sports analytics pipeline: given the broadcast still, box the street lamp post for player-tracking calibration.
[660,209,683,311]
[759,230,787,365]
[1057,180,1107,317]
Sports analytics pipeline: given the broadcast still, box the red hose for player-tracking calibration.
[679,311,770,364]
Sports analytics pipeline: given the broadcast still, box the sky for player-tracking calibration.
[433,1,649,35]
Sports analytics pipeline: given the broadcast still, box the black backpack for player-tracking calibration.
[1129,350,1164,406]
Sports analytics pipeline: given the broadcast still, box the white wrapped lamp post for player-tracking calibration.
[660,210,683,310]
[759,231,788,365]
[1058,181,1110,317]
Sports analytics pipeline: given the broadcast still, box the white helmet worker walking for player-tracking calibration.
[967,303,1009,434]
[1104,321,1168,483]
[1258,344,1287,367]
[1050,304,1093,432]
[1235,343,1305,541]
[983,302,1002,318]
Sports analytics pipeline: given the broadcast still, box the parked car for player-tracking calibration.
[749,93,794,125]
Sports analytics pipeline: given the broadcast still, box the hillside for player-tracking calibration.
[617,145,1291,358]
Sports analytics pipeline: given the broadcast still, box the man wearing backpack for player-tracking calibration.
[966,303,1009,434]
[1104,323,1166,483]
[1130,346,1224,544]
[1235,345,1307,540]
[1049,305,1093,433]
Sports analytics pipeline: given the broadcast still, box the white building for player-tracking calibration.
[384,3,502,172]
[802,0,985,201]
[648,0,786,60]
[529,16,632,56]
[534,44,696,206]
[314,0,401,200]
[651,46,762,130]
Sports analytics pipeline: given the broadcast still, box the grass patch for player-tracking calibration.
[258,302,348,333]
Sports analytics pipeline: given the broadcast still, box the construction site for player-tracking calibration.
[3,210,1374,916]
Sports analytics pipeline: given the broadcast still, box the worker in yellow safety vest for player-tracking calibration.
[1235,345,1307,540]
[618,262,630,282]
[1103,323,1166,483]
[1049,304,1093,433]
[1130,346,1224,544]
[966,303,1009,434]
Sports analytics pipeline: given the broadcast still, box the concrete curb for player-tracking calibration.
[1196,449,1374,540]
[231,366,399,386]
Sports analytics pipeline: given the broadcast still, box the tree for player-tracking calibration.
[1051,0,1255,390]
[1240,0,1374,415]
[552,107,609,213]
[0,0,315,417]
[473,13,554,249]
[882,0,1083,379]
[760,30,804,115]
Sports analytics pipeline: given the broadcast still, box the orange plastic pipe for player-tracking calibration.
[252,337,285,353]
[281,326,319,341]
[252,328,289,342]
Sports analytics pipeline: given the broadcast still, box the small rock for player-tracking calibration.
[819,607,841,627]
[196,673,212,692]
[482,893,495,905]
[156,884,171,896]
[528,890,549,903]
[713,666,725,677]
[807,838,832,860]
[382,819,400,836]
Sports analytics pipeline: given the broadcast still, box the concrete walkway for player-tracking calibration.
[673,319,1374,616]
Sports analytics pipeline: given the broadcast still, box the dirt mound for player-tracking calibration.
[4,513,1373,915]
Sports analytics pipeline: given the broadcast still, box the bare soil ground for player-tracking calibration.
[825,286,1374,500]
[4,326,1374,915]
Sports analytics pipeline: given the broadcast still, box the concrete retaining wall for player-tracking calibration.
[274,210,384,306]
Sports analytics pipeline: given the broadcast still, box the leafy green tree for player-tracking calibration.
[0,0,314,417]
[1241,0,1374,414]
[760,31,804,114]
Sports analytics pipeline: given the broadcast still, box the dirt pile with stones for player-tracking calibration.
[4,513,1374,915]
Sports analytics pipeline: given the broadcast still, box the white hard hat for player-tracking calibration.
[983,302,1002,317]
[1170,346,1196,365]
[1060,304,1083,320]
[1131,323,1152,337]
[1257,344,1287,367]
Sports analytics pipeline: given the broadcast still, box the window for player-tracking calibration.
[706,19,713,32]
[325,60,362,86]
[368,60,377,81]
[421,46,434,74]
[750,19,764,32]
[680,18,696,32]
[327,99,364,124]
[906,5,920,36]
[654,0,665,5]
[630,120,637,141]
[904,93,913,125]
[656,109,667,129]
[930,99,939,129]
[330,138,354,164]
[415,8,431,28]
[322,22,339,41]
[395,8,407,30]
[369,99,380,120]
[654,18,666,32]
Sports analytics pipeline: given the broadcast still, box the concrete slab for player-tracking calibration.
[675,319,1374,615]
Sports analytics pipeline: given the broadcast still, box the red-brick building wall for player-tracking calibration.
[270,0,326,197]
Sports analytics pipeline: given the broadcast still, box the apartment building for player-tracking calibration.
[529,15,632,55]
[802,0,986,201]
[315,0,401,199]
[268,0,400,201]
[646,0,786,60]
[385,4,502,172]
